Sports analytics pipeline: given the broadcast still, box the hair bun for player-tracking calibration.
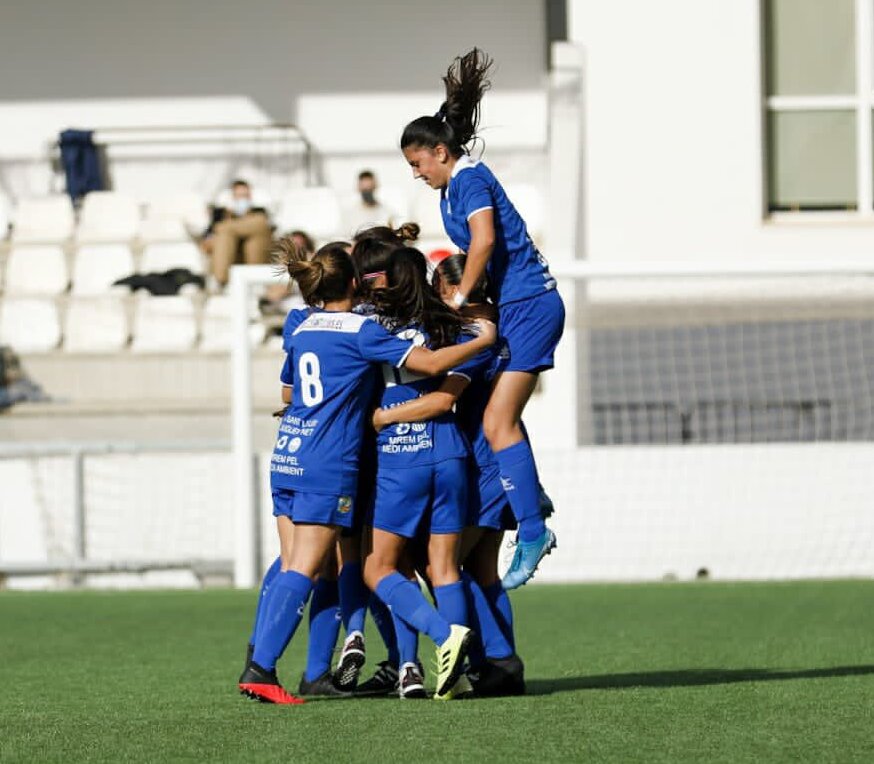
[394,222,420,242]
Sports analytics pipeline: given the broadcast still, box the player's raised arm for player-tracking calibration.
[373,374,470,431]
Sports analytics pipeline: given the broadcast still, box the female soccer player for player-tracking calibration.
[363,247,478,700]
[237,239,495,704]
[372,253,524,695]
[333,224,423,695]
[400,49,565,589]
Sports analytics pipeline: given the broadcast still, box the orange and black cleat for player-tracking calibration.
[239,662,304,705]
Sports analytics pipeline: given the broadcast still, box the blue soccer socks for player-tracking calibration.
[494,440,547,543]
[375,572,451,647]
[252,570,314,671]
[304,577,341,682]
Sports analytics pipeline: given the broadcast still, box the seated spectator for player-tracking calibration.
[343,170,395,234]
[201,179,272,288]
[260,229,314,316]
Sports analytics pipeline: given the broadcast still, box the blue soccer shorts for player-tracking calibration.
[372,458,468,538]
[498,288,565,374]
[272,487,355,529]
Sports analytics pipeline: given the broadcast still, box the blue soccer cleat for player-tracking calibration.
[502,528,557,590]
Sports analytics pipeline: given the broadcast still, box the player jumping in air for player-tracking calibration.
[400,49,565,589]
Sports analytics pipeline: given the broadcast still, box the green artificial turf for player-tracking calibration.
[1,581,873,763]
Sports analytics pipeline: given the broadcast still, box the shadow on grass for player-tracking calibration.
[526,665,874,695]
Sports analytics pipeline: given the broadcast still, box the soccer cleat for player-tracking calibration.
[334,631,366,690]
[434,624,472,697]
[398,662,428,699]
[298,670,353,698]
[243,642,254,673]
[354,660,399,697]
[470,654,526,697]
[434,672,474,701]
[238,662,304,705]
[501,528,557,590]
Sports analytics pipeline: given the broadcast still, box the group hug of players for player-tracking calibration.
[237,49,566,704]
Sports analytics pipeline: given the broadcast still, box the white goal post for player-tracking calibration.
[230,258,874,589]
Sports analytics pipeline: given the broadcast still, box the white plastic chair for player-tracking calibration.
[502,183,545,242]
[145,191,209,232]
[71,244,135,295]
[276,187,343,241]
[199,295,265,351]
[138,217,190,244]
[11,195,75,244]
[64,297,128,353]
[76,191,140,243]
[4,245,69,296]
[130,295,197,353]
[140,242,204,274]
[0,298,61,352]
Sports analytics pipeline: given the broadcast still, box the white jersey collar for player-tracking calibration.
[451,154,479,178]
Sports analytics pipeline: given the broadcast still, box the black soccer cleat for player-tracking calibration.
[238,661,304,705]
[469,654,526,697]
[298,670,353,698]
[334,631,366,690]
[354,660,399,697]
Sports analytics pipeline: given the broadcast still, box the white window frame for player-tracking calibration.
[764,0,874,220]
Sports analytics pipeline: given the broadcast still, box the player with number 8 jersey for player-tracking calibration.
[240,239,496,705]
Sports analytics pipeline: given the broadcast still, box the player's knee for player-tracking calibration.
[363,556,388,590]
[483,409,513,449]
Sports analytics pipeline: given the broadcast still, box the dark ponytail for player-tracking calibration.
[432,253,497,323]
[374,247,465,349]
[274,237,354,307]
[401,48,493,157]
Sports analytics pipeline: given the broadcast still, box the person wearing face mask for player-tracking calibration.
[201,179,273,289]
[343,170,397,234]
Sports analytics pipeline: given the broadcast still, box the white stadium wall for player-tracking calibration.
[0,0,548,203]
[568,0,874,262]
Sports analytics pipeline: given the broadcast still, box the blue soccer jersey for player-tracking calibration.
[270,310,414,496]
[440,157,556,306]
[376,324,470,467]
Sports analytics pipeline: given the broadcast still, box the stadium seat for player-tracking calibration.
[11,195,75,244]
[76,191,140,243]
[276,187,343,241]
[64,297,129,353]
[138,217,190,244]
[140,242,204,274]
[130,295,197,353]
[145,191,209,232]
[0,298,61,352]
[503,183,545,242]
[199,295,267,351]
[4,245,69,296]
[410,188,445,239]
[71,244,135,295]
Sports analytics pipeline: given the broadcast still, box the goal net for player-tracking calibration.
[230,261,874,587]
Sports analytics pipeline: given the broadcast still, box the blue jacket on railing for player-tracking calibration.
[59,129,104,201]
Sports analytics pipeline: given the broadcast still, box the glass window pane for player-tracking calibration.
[767,0,855,96]
[768,110,857,210]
